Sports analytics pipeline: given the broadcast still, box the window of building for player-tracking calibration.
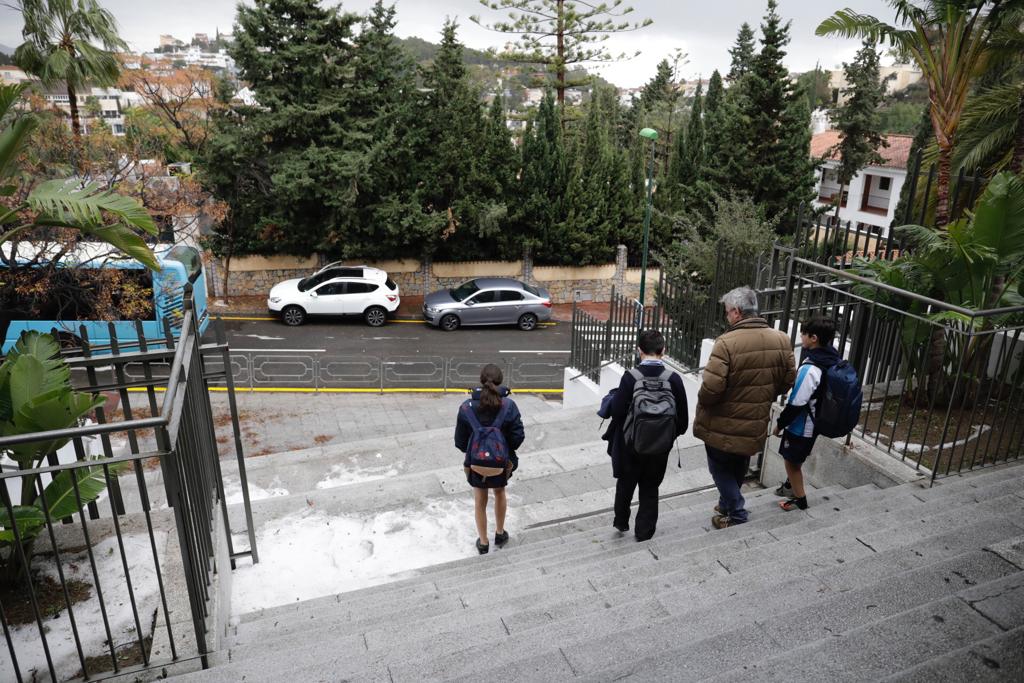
[878,176,892,191]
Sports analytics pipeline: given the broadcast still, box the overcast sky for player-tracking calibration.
[0,0,902,87]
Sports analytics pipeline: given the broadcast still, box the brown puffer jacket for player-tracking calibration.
[694,317,797,456]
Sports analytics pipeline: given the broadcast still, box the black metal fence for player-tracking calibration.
[0,290,256,681]
[568,287,643,383]
[774,257,1024,480]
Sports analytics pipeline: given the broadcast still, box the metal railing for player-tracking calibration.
[193,352,567,392]
[0,287,256,681]
[568,287,643,382]
[777,258,1024,481]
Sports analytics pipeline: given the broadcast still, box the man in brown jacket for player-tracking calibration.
[694,286,796,528]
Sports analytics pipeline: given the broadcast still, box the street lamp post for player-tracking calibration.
[638,127,659,318]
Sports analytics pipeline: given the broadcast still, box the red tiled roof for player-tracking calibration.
[810,130,914,170]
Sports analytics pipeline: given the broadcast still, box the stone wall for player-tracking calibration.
[215,246,661,304]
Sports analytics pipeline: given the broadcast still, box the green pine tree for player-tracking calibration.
[417,20,495,260]
[892,105,934,227]
[829,39,887,220]
[221,0,361,254]
[516,91,567,259]
[346,0,429,258]
[742,0,814,227]
[727,22,756,82]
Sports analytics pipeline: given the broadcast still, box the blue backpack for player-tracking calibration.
[461,400,512,479]
[813,360,863,438]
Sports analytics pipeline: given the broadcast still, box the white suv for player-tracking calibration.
[267,264,400,327]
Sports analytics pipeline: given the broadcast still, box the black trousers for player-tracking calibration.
[613,451,670,541]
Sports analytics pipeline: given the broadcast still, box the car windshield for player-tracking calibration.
[450,280,480,302]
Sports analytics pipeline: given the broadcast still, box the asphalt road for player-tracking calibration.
[206,314,569,357]
[201,313,572,390]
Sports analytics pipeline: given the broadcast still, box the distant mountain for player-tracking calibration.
[0,43,15,63]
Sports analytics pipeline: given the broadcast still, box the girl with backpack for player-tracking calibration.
[455,364,525,554]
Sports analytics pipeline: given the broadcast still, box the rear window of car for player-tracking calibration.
[385,278,397,290]
[523,284,541,296]
[348,282,378,294]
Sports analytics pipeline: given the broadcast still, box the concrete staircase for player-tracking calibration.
[173,453,1024,682]
[222,400,710,533]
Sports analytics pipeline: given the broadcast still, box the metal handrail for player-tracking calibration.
[791,257,1024,319]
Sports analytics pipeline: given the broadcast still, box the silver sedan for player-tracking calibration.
[422,278,553,331]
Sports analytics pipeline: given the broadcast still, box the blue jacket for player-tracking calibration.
[454,386,525,469]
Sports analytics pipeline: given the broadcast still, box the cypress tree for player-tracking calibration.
[829,38,887,221]
[417,20,493,259]
[727,22,756,82]
[774,90,817,229]
[702,70,725,172]
[517,91,567,259]
[892,105,933,227]
[742,0,813,227]
[680,81,705,187]
[561,86,634,264]
[347,0,427,258]
[226,0,361,254]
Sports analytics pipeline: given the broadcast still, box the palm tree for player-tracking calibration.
[13,0,128,142]
[953,6,1024,176]
[817,1,1023,227]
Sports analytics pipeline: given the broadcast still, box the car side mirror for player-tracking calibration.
[464,300,474,306]
[310,292,318,298]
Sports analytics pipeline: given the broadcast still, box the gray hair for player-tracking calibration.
[720,286,759,317]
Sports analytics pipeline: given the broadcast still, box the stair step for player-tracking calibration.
[880,624,1024,682]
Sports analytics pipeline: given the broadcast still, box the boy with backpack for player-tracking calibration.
[604,329,689,541]
[774,315,861,511]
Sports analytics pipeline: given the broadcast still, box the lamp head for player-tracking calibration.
[639,127,659,141]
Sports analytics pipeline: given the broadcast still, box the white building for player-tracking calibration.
[811,130,914,236]
[141,46,236,75]
[0,65,30,85]
[37,85,140,136]
[829,64,922,105]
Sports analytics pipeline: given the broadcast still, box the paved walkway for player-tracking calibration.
[210,390,561,458]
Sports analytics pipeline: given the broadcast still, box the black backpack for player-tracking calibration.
[622,368,678,457]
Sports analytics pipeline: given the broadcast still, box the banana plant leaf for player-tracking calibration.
[0,505,46,544]
[41,460,129,521]
[0,389,105,467]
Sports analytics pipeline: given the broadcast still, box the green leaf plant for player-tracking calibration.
[0,331,126,586]
[855,171,1024,406]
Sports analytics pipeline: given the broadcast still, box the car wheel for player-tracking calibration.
[364,306,387,327]
[517,313,538,331]
[440,313,460,331]
[282,305,306,326]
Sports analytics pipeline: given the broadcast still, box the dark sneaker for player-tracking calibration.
[494,530,509,548]
[613,521,629,535]
[476,538,489,555]
[774,480,794,497]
